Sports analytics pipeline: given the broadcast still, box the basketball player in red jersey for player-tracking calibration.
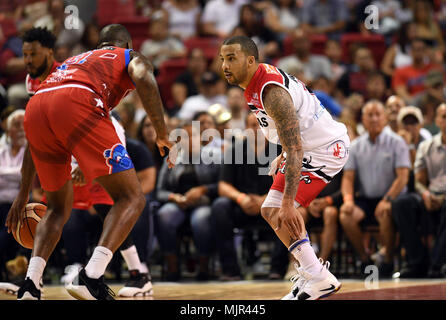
[220,36,350,300]
[22,27,60,96]
[6,24,174,300]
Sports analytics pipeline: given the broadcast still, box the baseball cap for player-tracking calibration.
[201,71,220,85]
[397,106,423,125]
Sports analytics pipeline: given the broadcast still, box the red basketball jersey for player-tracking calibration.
[38,46,135,110]
[25,61,61,95]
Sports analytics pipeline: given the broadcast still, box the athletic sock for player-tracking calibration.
[26,256,46,288]
[84,246,113,279]
[289,236,323,275]
[120,245,143,273]
[140,262,149,274]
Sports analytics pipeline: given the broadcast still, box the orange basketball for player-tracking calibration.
[13,203,47,249]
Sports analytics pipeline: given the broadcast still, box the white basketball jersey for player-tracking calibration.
[244,63,347,151]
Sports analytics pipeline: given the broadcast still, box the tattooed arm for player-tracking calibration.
[262,84,305,239]
[262,84,303,206]
[128,51,172,162]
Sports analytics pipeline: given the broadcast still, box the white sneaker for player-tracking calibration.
[281,264,312,300]
[118,270,153,297]
[296,260,341,300]
[61,263,82,285]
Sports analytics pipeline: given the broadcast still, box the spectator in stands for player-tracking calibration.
[364,71,391,102]
[413,70,446,134]
[411,0,445,54]
[324,39,347,82]
[140,16,186,74]
[370,0,408,37]
[262,0,302,39]
[336,46,377,99]
[0,106,17,146]
[393,103,446,278]
[311,76,343,118]
[162,0,201,41]
[137,115,166,173]
[176,71,227,120]
[0,22,27,109]
[392,38,442,104]
[71,21,100,56]
[277,27,332,86]
[226,86,247,131]
[156,121,221,281]
[201,0,248,38]
[235,4,280,62]
[300,0,349,39]
[396,106,431,191]
[172,48,208,113]
[380,22,418,77]
[0,110,27,285]
[34,0,85,50]
[210,112,277,280]
[340,100,410,278]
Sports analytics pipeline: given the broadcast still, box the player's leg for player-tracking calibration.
[18,180,73,300]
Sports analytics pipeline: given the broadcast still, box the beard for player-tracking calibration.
[29,58,48,79]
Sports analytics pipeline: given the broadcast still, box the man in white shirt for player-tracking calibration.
[201,0,248,38]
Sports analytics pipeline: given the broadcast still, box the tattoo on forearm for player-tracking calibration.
[263,85,303,202]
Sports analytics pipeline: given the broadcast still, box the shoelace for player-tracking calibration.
[97,277,116,299]
[289,263,312,296]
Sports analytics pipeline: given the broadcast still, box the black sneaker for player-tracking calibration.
[66,268,115,300]
[17,278,41,300]
[117,270,153,297]
[378,262,394,279]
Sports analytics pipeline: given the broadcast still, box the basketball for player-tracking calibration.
[13,203,47,249]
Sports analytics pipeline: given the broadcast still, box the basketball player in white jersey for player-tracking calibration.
[219,36,350,300]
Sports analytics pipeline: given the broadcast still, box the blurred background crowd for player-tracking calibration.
[1,0,446,286]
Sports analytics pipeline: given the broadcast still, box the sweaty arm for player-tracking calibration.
[262,85,303,206]
[128,51,168,144]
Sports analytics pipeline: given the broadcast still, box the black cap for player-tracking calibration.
[201,71,220,85]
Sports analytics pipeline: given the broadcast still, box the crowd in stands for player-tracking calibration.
[1,0,446,284]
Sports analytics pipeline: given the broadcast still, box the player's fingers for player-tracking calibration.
[274,217,282,232]
[287,220,299,239]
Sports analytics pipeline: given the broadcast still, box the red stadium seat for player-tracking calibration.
[156,58,188,110]
[184,37,223,61]
[282,34,329,57]
[0,18,18,39]
[97,0,136,27]
[340,33,387,66]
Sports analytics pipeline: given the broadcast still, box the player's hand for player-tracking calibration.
[156,136,175,168]
[5,192,29,234]
[340,201,355,215]
[275,203,302,239]
[269,152,285,179]
[72,167,86,186]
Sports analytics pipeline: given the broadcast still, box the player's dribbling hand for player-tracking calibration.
[5,193,29,234]
[156,137,175,168]
[275,203,302,239]
[72,167,86,186]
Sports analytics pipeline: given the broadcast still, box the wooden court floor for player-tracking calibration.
[1,279,445,300]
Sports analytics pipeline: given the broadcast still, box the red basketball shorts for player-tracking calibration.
[24,85,134,192]
[263,135,350,208]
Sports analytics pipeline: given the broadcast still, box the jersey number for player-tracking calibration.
[257,117,268,127]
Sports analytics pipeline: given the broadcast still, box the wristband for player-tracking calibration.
[325,196,333,206]
[236,193,246,205]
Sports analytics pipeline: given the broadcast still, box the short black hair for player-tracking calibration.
[98,24,132,48]
[22,27,56,49]
[222,36,259,61]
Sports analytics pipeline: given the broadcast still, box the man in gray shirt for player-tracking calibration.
[340,100,410,278]
[393,103,446,278]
